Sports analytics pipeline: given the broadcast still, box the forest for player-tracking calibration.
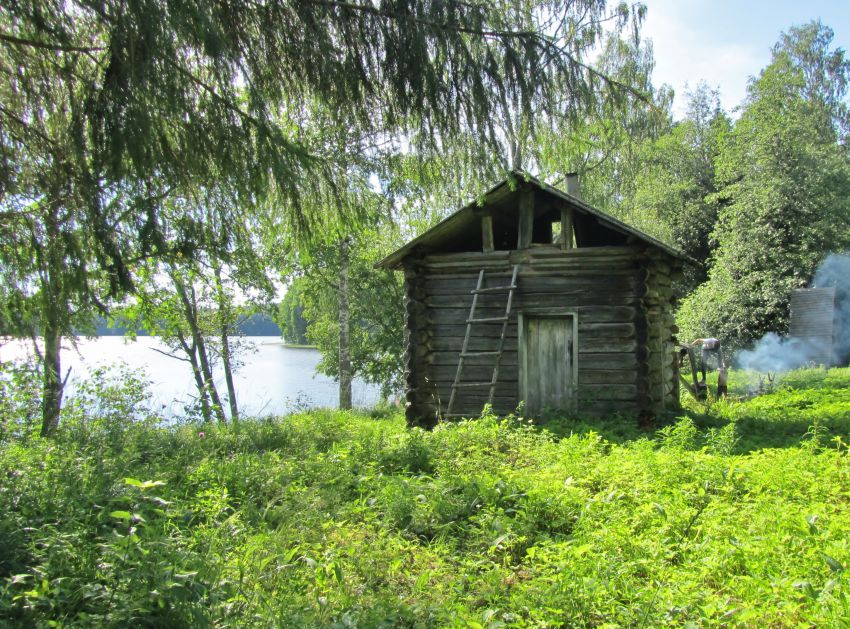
[2,1,850,626]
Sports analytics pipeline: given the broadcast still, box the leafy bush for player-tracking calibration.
[703,421,739,455]
[658,416,699,451]
[0,359,41,442]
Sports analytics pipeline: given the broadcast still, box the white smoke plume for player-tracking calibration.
[812,253,850,364]
[735,253,850,372]
[735,333,821,372]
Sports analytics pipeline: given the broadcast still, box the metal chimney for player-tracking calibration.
[565,172,581,199]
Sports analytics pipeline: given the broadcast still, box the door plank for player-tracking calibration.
[525,316,574,416]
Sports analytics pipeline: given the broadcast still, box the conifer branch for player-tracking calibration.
[301,0,539,40]
[0,104,67,156]
[0,31,105,53]
[166,59,265,129]
[301,0,652,107]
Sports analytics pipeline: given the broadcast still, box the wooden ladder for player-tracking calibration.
[445,265,520,418]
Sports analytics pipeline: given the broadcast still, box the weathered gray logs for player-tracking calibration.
[403,261,439,428]
[403,245,680,426]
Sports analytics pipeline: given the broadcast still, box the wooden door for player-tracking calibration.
[520,315,576,417]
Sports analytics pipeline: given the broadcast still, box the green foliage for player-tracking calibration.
[677,22,850,349]
[120,184,281,423]
[693,367,850,453]
[1,0,643,276]
[0,359,42,442]
[703,421,740,456]
[277,282,310,345]
[3,366,850,626]
[625,83,731,287]
[534,30,674,210]
[60,365,160,440]
[658,416,699,451]
[289,225,406,397]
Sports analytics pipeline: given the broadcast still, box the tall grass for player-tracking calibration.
[1,366,849,626]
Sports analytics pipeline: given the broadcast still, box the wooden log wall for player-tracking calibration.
[406,246,661,421]
[640,249,681,414]
[402,260,440,428]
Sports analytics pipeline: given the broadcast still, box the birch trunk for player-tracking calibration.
[40,322,62,436]
[338,237,352,410]
[176,331,214,423]
[215,267,239,421]
[175,278,227,423]
[40,205,64,437]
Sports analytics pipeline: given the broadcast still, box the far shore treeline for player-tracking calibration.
[91,313,283,338]
[0,313,283,338]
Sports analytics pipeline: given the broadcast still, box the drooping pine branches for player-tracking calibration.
[2,1,642,212]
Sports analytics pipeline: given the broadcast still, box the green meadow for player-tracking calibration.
[2,368,850,627]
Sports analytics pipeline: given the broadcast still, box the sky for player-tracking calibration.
[640,0,850,118]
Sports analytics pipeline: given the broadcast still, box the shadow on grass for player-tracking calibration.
[539,378,850,454]
[677,407,838,453]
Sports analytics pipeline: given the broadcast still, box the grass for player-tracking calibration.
[1,367,850,626]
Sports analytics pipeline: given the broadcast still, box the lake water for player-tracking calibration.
[0,337,383,419]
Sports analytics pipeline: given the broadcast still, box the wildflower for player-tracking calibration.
[198,431,205,439]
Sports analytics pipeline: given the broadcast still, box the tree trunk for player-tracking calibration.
[177,331,213,423]
[215,267,239,422]
[193,316,226,424]
[40,322,62,437]
[175,276,227,423]
[219,324,239,422]
[40,204,64,437]
[338,237,352,410]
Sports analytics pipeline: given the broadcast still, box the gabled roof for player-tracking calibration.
[377,170,688,269]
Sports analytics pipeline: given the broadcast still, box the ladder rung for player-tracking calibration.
[461,351,500,357]
[467,316,508,324]
[453,381,495,388]
[471,285,517,294]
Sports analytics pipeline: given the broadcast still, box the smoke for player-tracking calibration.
[812,253,850,365]
[736,333,823,372]
[735,253,850,372]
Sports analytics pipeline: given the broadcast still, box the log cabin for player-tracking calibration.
[377,171,687,428]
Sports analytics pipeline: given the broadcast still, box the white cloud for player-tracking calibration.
[641,2,766,118]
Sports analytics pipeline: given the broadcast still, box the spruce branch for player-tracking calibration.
[300,0,541,40]
[0,31,105,53]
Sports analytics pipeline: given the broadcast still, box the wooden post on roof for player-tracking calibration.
[560,208,574,250]
[481,214,495,253]
[562,173,580,249]
[517,189,534,249]
[565,172,581,198]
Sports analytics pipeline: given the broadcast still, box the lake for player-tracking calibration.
[0,337,384,419]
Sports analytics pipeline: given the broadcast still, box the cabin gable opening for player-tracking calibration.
[377,171,687,270]
[476,188,613,254]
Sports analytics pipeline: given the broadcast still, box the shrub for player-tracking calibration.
[658,417,699,451]
[0,359,41,442]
